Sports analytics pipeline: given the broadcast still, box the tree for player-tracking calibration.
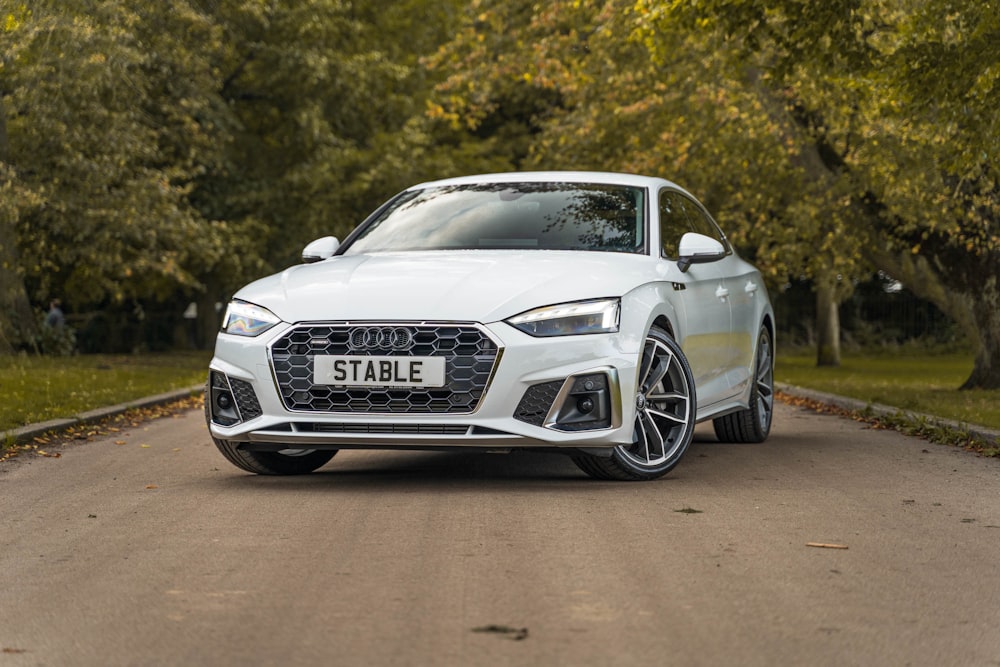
[2,1,226,330]
[1,3,43,352]
[650,0,999,388]
[429,0,871,365]
[1,0,475,351]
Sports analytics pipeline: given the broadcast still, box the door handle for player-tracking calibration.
[715,286,729,300]
[745,281,758,294]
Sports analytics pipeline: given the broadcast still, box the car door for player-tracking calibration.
[675,194,757,397]
[658,189,735,408]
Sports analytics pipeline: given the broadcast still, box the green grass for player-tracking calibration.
[776,351,1000,430]
[0,352,210,433]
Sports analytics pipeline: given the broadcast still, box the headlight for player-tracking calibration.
[507,298,620,337]
[221,300,282,337]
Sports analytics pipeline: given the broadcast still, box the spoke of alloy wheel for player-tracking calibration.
[754,340,774,427]
[641,344,673,396]
[758,347,774,402]
[758,362,773,388]
[647,390,686,402]
[757,379,773,424]
[633,416,653,463]
[759,381,773,405]
[637,342,656,394]
[648,409,687,460]
[645,406,687,426]
[639,411,664,461]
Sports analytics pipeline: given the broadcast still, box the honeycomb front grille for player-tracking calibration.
[270,324,500,414]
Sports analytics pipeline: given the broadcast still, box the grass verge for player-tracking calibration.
[0,352,210,433]
[775,351,999,430]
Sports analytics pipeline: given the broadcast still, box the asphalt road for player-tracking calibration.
[2,401,999,667]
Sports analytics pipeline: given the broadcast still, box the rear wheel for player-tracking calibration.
[574,327,696,481]
[713,325,773,443]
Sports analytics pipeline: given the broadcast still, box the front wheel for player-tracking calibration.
[574,327,696,481]
[713,325,774,443]
[212,439,338,475]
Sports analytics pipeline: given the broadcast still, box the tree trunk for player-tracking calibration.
[0,248,36,354]
[960,277,1000,390]
[197,292,223,351]
[0,94,39,354]
[864,247,998,389]
[815,278,841,366]
[865,249,980,351]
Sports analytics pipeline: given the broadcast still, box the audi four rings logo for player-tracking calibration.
[348,327,414,351]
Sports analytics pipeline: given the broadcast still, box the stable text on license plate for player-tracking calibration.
[314,355,446,388]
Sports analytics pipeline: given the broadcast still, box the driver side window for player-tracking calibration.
[676,194,728,250]
[659,189,729,259]
[659,191,689,259]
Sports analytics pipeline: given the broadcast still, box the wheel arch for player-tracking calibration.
[652,314,675,339]
[761,312,775,355]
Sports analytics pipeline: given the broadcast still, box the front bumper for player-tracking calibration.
[207,320,640,451]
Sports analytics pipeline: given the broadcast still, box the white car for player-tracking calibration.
[207,172,774,480]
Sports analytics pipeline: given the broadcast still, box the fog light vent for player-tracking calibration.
[551,373,612,432]
[513,381,563,426]
[230,378,262,421]
[209,371,262,426]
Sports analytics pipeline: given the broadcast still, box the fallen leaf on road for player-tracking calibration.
[674,507,703,514]
[145,484,159,489]
[806,542,848,550]
[115,440,127,446]
[140,444,151,448]
[472,625,529,641]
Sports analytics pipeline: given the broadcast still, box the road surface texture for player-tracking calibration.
[2,401,999,666]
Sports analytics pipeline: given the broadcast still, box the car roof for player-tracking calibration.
[409,171,690,194]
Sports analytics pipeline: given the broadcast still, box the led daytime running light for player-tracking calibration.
[222,301,281,337]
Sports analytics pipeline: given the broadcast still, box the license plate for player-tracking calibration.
[314,355,446,388]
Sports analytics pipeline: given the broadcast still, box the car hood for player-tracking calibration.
[234,251,654,324]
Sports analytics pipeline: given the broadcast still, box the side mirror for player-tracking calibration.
[677,232,725,273]
[302,236,340,263]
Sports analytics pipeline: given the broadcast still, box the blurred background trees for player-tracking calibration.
[1,0,996,388]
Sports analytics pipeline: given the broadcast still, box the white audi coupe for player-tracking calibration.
[206,172,774,480]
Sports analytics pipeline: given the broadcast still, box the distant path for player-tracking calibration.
[2,402,999,666]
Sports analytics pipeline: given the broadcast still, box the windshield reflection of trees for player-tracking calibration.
[346,183,644,254]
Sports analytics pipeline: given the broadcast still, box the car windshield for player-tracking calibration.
[342,182,646,255]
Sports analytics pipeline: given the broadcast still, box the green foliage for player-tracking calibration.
[649,0,1000,387]
[429,0,998,386]
[428,0,870,299]
[32,313,76,357]
[1,0,473,353]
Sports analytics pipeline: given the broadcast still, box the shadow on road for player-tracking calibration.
[208,431,732,492]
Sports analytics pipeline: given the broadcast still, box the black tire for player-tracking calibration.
[573,327,696,481]
[212,438,337,475]
[204,382,337,475]
[713,325,774,443]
